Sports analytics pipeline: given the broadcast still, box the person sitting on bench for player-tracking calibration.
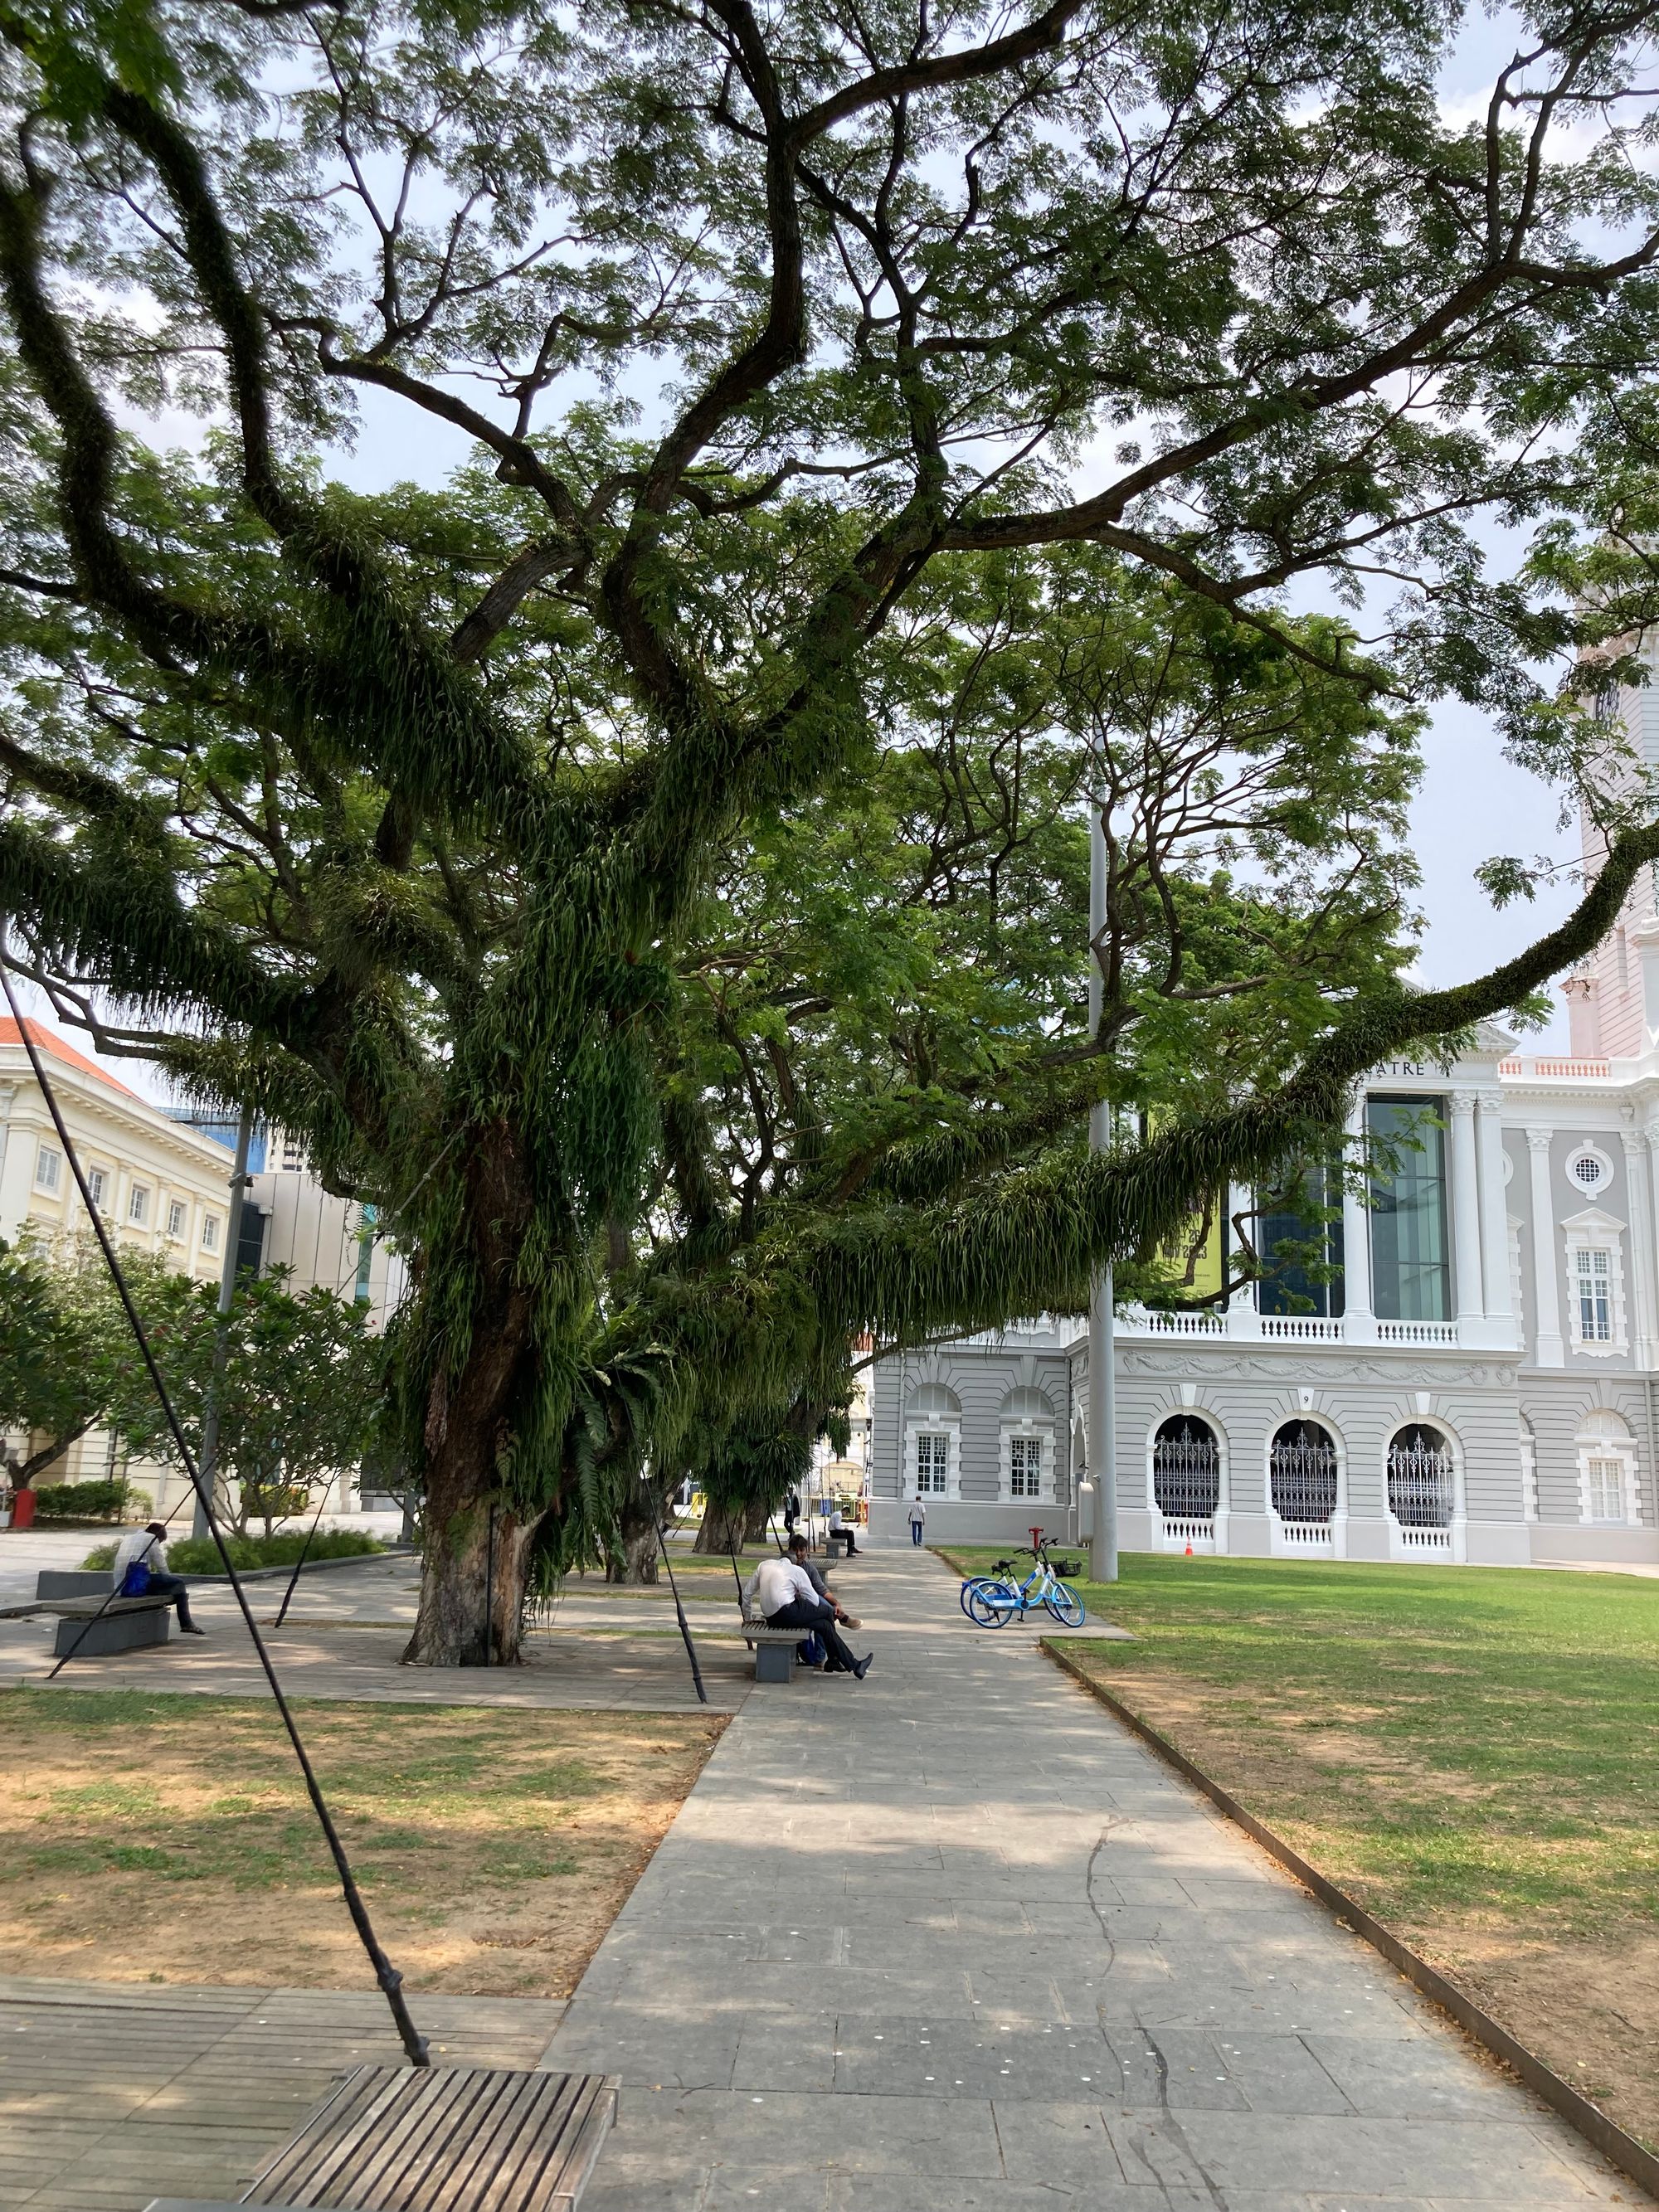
[825,1505,860,1558]
[112,1521,207,1636]
[741,1551,871,1679]
[786,1530,860,1660]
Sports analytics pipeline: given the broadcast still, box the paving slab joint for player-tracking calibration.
[1041,1634,1659,2208]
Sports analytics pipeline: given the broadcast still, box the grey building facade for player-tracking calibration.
[870,1028,1659,1566]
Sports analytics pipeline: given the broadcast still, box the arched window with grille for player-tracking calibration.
[1269,1420,1338,1525]
[1152,1416,1220,1526]
[1386,1422,1456,1548]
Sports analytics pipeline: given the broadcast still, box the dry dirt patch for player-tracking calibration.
[0,1689,723,1998]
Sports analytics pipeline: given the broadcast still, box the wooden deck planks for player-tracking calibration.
[243,2067,616,2212]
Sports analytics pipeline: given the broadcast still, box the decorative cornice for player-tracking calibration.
[1119,1349,1518,1388]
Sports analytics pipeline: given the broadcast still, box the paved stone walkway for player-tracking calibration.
[542,1546,1637,2210]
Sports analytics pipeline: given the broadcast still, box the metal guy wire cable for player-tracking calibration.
[0,952,430,2067]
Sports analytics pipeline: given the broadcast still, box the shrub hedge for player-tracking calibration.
[33,1478,131,1522]
[79,1529,387,1573]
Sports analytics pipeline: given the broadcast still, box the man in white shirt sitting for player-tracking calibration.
[112,1521,207,1636]
[825,1505,860,1557]
[741,1551,871,1679]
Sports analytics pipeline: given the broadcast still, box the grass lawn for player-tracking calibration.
[0,1690,722,1998]
[942,1545,1659,2148]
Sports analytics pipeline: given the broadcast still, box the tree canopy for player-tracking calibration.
[2,0,1659,1654]
[0,1234,377,1530]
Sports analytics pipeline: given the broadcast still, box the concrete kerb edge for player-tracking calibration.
[1040,1635,1659,2209]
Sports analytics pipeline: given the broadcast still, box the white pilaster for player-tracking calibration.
[1527,1126,1564,1366]
[1621,1126,1659,1369]
[1449,1091,1485,1329]
[1340,1091,1376,1341]
[1475,1092,1516,1348]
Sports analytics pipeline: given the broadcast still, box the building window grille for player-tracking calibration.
[87,1168,107,1209]
[1573,1247,1613,1343]
[1152,1417,1220,1520]
[202,1213,220,1253]
[35,1144,61,1192]
[915,1431,949,1495]
[167,1199,186,1238]
[1009,1435,1043,1498]
[128,1184,149,1225]
[1269,1420,1338,1523]
[1387,1423,1455,1529]
[1585,1455,1625,1522]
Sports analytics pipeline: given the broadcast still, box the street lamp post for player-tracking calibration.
[192,1105,255,1543]
[1087,800,1118,1584]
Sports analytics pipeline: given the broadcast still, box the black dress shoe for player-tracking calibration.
[853,1655,873,1680]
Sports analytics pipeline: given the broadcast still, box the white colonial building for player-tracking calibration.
[869,664,1659,1568]
[1,1015,406,1513]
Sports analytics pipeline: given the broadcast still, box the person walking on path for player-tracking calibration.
[112,1521,207,1636]
[908,1497,927,1546]
[742,1550,871,1678]
[783,1488,799,1541]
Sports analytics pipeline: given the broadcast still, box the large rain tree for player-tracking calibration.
[2,0,1659,1660]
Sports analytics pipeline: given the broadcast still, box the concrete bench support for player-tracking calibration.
[50,1597,172,1657]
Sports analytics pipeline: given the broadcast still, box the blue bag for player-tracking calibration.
[119,1539,155,1597]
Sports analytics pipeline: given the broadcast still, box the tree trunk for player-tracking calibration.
[405,1486,537,1665]
[402,1302,541,1660]
[693,1500,745,1554]
[742,1497,771,1544]
[605,1475,664,1584]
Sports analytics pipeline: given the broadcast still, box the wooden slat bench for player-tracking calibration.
[143,2062,618,2212]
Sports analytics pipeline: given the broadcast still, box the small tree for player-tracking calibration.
[0,1232,187,1485]
[122,1269,383,1536]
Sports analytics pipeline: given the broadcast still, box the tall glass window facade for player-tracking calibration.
[1258,1159,1345,1317]
[1367,1096,1450,1320]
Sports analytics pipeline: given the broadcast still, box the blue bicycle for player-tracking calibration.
[963,1544,1086,1628]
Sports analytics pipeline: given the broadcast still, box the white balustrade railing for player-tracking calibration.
[1275,1519,1335,1547]
[1129,1307,1228,1335]
[1375,1319,1458,1345]
[1160,1517,1215,1547]
[1117,1305,1461,1349]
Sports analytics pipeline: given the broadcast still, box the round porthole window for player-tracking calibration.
[1565,1145,1613,1198]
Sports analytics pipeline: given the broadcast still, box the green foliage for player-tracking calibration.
[30,1476,130,1520]
[121,1267,383,1538]
[0,1232,197,1482]
[2,1,1658,1649]
[80,1528,384,1572]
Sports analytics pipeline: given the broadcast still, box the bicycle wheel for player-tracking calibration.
[1044,1581,1086,1627]
[966,1581,1014,1627]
